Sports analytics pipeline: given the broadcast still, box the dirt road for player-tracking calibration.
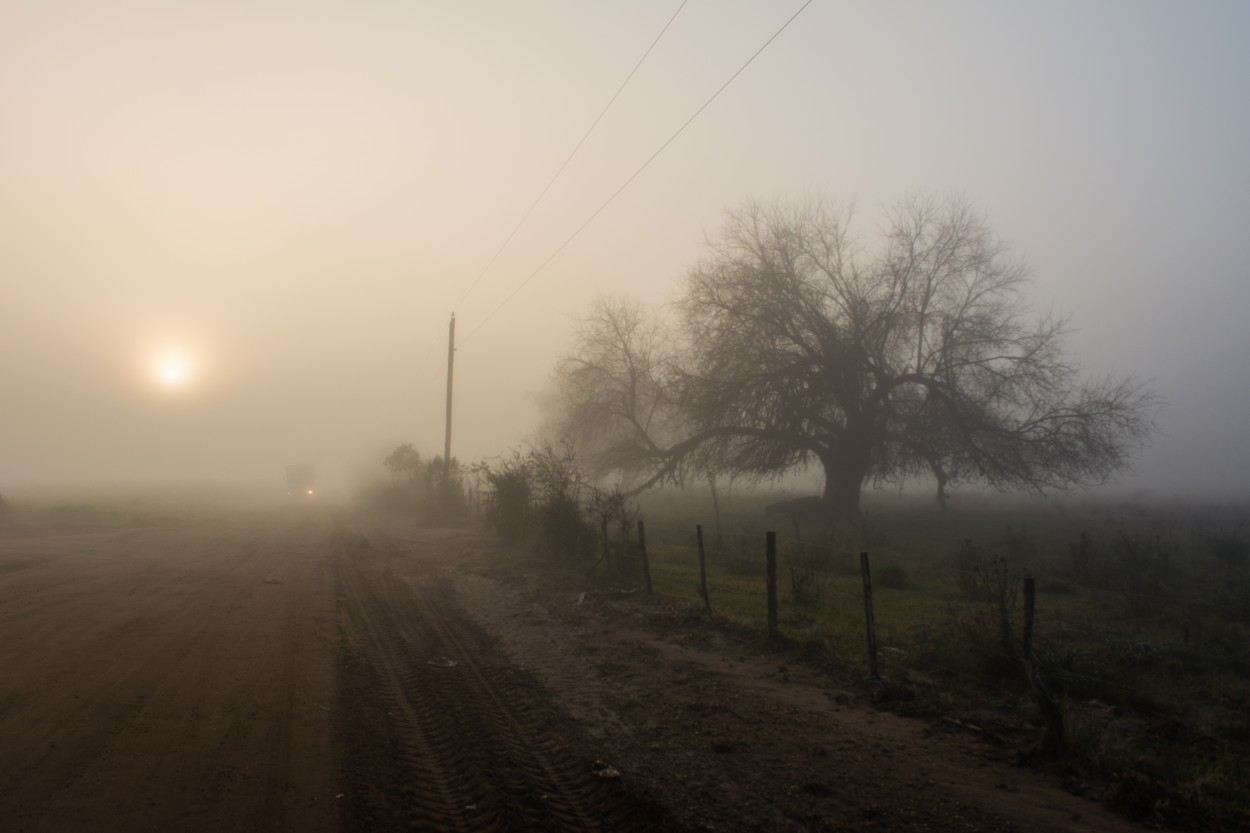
[0,504,339,832]
[0,505,1147,832]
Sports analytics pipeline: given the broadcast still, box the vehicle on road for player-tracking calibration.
[285,464,316,497]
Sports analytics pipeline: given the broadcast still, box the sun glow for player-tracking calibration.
[152,353,193,390]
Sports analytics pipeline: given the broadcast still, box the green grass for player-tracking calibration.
[624,490,1250,829]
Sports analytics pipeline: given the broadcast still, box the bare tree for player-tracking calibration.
[553,295,684,482]
[554,196,1155,521]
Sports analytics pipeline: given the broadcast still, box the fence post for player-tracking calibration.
[1020,574,1066,757]
[696,524,711,613]
[766,531,778,639]
[637,519,652,593]
[1022,575,1036,661]
[601,516,612,572]
[860,551,879,678]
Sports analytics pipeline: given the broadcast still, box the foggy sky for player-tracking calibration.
[2,1,1249,498]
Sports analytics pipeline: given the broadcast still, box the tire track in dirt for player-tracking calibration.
[332,527,680,833]
[338,554,498,830]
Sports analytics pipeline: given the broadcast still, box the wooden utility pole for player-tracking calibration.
[443,313,455,482]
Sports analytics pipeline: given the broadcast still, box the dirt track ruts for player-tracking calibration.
[331,522,678,832]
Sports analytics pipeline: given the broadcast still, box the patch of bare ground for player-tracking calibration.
[0,505,340,833]
[374,523,1156,833]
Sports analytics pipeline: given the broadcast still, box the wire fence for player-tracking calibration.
[467,499,1250,822]
[599,519,1250,698]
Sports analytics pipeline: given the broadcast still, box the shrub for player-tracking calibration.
[527,442,597,562]
[476,442,599,561]
[535,491,595,561]
[481,453,532,543]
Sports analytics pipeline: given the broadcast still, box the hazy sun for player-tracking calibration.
[153,354,193,390]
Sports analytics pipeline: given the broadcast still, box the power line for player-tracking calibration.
[465,0,816,343]
[411,4,687,422]
[454,0,690,311]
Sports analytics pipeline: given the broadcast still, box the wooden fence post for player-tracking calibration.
[860,551,879,678]
[766,531,778,639]
[1020,574,1066,757]
[600,516,612,572]
[696,524,711,613]
[1022,575,1036,660]
[637,520,652,593]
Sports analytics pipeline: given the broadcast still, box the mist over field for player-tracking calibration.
[3,1,1249,501]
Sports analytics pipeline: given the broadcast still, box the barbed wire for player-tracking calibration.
[606,519,1250,629]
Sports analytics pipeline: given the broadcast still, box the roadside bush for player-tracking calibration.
[480,453,532,543]
[535,491,595,561]
[527,443,597,561]
[476,443,600,561]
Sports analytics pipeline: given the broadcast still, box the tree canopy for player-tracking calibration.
[554,196,1155,521]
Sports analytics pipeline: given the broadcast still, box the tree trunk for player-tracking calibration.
[820,449,870,523]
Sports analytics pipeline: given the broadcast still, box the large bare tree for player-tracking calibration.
[555,196,1155,521]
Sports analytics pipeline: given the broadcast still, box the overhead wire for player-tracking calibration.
[454,0,691,312]
[408,1,691,417]
[464,0,817,343]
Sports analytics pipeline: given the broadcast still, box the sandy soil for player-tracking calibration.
[0,503,339,832]
[0,505,1151,832]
